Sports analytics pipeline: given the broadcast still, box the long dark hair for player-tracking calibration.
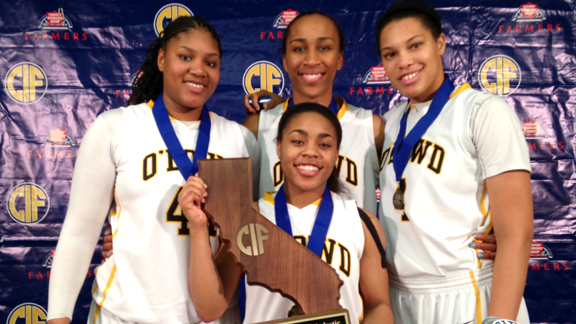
[127,16,222,105]
[282,10,345,55]
[276,102,344,194]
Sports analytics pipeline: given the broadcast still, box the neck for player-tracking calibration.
[411,73,446,104]
[162,95,203,121]
[292,91,333,108]
[283,183,325,209]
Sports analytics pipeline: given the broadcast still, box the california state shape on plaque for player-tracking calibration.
[198,158,350,324]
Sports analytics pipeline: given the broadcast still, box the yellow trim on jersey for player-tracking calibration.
[263,190,322,206]
[451,83,472,98]
[479,184,493,236]
[334,97,348,120]
[469,270,483,324]
[263,191,276,205]
[282,97,348,121]
[99,264,117,307]
[93,304,101,324]
[112,190,122,239]
[358,293,364,323]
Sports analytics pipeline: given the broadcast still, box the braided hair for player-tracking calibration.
[127,16,222,105]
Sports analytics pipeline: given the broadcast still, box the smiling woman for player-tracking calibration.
[46,16,258,324]
[181,102,394,324]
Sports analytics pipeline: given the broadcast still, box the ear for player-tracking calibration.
[276,140,282,160]
[337,51,344,71]
[437,33,446,56]
[157,48,165,72]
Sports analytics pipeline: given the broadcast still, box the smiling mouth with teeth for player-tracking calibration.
[186,81,205,88]
[401,71,419,80]
[297,165,319,171]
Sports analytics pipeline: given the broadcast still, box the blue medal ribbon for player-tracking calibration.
[392,76,454,183]
[287,97,339,115]
[274,184,334,257]
[152,93,212,179]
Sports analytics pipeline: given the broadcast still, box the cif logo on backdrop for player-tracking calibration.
[513,3,546,22]
[362,65,391,85]
[39,8,72,30]
[478,55,521,95]
[6,183,50,224]
[5,62,48,104]
[238,223,269,256]
[6,303,47,324]
[273,9,298,29]
[243,61,285,95]
[154,3,193,36]
[43,129,76,147]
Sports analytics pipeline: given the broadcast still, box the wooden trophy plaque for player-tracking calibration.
[198,158,350,324]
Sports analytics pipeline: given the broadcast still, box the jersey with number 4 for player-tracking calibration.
[258,98,379,214]
[379,85,531,280]
[91,102,256,323]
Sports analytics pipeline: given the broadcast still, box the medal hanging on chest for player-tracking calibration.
[391,76,454,210]
[151,93,212,179]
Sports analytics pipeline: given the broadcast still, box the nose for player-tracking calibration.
[304,48,321,66]
[397,50,414,69]
[301,142,319,158]
[188,58,207,77]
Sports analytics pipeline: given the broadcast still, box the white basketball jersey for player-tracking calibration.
[379,85,531,280]
[244,192,364,324]
[91,102,252,323]
[258,98,379,214]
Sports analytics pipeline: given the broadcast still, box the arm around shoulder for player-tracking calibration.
[372,114,385,159]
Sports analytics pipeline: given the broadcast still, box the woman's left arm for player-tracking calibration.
[485,170,533,320]
[358,209,394,323]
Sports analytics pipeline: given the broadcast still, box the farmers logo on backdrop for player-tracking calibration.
[42,129,76,147]
[116,70,142,99]
[6,303,47,324]
[350,65,397,96]
[42,250,55,268]
[154,3,193,36]
[4,62,48,104]
[522,120,564,151]
[513,3,546,22]
[6,183,50,225]
[243,61,285,95]
[261,9,298,39]
[499,3,562,34]
[529,241,569,271]
[531,241,553,260]
[26,8,88,41]
[478,55,521,95]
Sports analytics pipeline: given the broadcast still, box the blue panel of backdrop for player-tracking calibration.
[0,1,575,323]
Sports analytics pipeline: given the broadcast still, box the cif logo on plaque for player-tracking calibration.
[479,55,521,95]
[4,62,48,104]
[238,223,269,256]
[243,61,285,95]
[7,303,47,324]
[7,183,50,224]
[154,3,193,36]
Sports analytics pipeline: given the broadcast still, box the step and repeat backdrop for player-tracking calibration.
[1,0,575,323]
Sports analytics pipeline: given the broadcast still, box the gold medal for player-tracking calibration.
[393,187,405,209]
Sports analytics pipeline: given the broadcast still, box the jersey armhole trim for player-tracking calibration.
[357,207,387,269]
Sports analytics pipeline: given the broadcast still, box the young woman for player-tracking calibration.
[180,103,394,324]
[46,16,258,324]
[375,1,533,323]
[243,11,384,216]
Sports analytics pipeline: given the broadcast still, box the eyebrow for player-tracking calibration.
[290,129,336,140]
[179,45,220,57]
[380,35,424,52]
[289,37,336,44]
